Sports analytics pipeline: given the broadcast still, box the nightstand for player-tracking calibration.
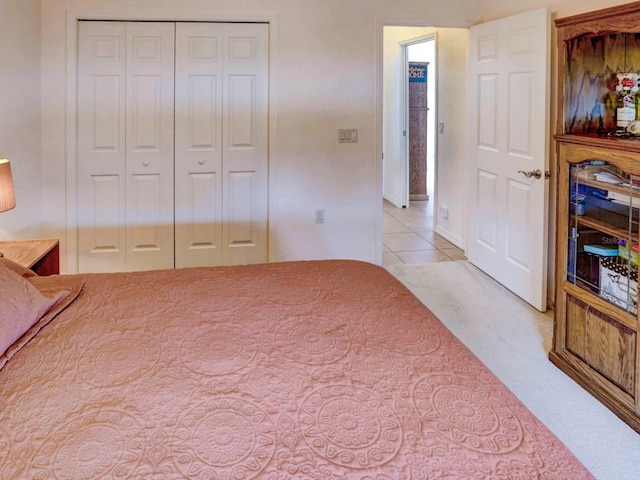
[0,239,60,276]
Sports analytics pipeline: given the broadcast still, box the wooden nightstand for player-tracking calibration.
[0,239,60,276]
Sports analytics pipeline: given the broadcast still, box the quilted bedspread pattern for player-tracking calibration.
[0,260,592,479]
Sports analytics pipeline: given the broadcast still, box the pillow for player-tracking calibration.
[0,262,65,357]
[0,256,38,278]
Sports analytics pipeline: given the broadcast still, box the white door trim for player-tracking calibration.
[64,9,278,273]
[400,34,437,210]
[400,44,410,207]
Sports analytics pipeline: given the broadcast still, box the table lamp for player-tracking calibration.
[0,158,16,257]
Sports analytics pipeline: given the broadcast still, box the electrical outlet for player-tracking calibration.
[315,208,325,224]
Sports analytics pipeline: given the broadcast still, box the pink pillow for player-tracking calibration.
[0,262,63,356]
[0,256,38,278]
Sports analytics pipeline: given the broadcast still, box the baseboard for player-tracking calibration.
[434,224,464,251]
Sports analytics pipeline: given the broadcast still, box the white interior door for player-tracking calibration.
[77,21,127,273]
[175,23,269,268]
[125,22,176,272]
[78,22,175,273]
[174,23,224,268]
[221,23,269,266]
[467,8,550,311]
[79,21,268,273]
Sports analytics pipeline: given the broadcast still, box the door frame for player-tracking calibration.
[376,17,467,265]
[64,9,278,274]
[400,35,436,208]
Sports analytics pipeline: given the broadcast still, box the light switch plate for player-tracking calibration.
[338,129,358,143]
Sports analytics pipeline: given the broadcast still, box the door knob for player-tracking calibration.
[518,169,542,179]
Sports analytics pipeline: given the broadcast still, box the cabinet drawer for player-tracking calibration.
[566,295,636,395]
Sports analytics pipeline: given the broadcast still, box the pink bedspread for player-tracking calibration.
[0,260,592,479]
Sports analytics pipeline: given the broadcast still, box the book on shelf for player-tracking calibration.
[594,171,624,184]
[607,191,640,208]
[583,244,619,256]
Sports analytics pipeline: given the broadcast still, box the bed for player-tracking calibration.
[0,258,593,479]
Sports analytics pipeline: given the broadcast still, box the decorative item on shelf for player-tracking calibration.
[0,158,16,258]
[599,257,638,314]
[616,73,639,136]
[627,120,640,136]
[618,238,639,265]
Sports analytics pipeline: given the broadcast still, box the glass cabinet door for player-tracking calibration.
[567,161,640,314]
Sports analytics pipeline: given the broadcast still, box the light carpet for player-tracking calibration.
[386,260,640,480]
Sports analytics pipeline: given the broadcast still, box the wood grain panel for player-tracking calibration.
[564,294,636,395]
[0,239,59,275]
[564,33,640,135]
[587,307,636,394]
[566,294,589,360]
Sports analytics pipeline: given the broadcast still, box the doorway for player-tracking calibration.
[407,40,435,212]
[382,28,435,213]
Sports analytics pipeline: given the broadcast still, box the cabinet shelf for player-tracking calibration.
[576,176,640,197]
[571,213,635,241]
[555,134,640,154]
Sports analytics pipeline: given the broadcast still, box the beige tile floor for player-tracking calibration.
[383,200,467,267]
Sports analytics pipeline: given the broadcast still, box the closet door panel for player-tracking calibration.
[77,21,127,273]
[78,21,268,272]
[222,23,269,265]
[228,75,256,148]
[227,171,257,247]
[125,22,175,271]
[130,173,163,249]
[187,172,219,247]
[175,23,223,268]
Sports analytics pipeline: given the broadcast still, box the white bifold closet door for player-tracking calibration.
[77,21,268,273]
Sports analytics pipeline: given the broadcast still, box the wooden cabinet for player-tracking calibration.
[0,239,60,276]
[551,2,640,433]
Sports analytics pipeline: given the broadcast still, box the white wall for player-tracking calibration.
[6,0,629,277]
[479,0,637,21]
[0,0,41,239]
[431,29,469,249]
[382,27,468,249]
[37,0,481,272]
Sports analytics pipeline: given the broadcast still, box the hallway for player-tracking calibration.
[382,200,466,267]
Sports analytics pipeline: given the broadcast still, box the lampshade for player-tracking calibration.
[0,158,16,213]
